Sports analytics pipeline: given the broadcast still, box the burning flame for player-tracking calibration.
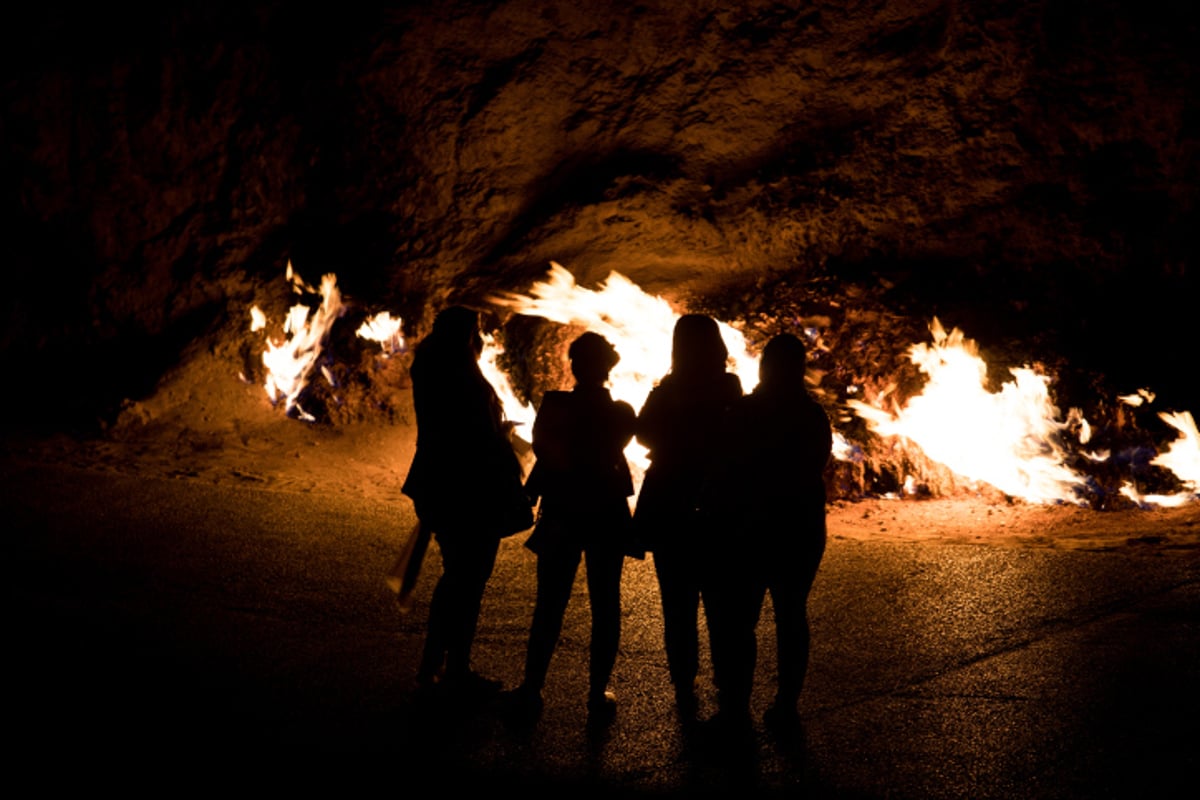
[253,262,345,421]
[1122,411,1200,508]
[241,261,1196,511]
[847,318,1089,505]
[356,311,405,355]
[1153,411,1200,491]
[480,331,537,431]
[1119,388,1157,407]
[487,262,762,472]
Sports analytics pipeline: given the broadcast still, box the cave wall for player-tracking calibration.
[2,0,1197,428]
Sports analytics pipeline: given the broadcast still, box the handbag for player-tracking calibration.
[385,521,432,614]
[493,473,535,537]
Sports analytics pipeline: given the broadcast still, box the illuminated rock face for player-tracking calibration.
[2,1,1197,426]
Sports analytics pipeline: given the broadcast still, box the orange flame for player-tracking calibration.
[356,311,405,355]
[487,262,762,474]
[1153,411,1200,492]
[479,331,537,430]
[847,318,1088,504]
[1106,395,1200,507]
[256,263,345,421]
[1121,411,1200,507]
[240,263,1195,510]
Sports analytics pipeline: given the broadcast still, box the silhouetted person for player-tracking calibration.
[402,306,532,699]
[504,332,637,726]
[705,332,832,733]
[634,313,743,718]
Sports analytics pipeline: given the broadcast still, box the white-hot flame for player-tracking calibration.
[847,318,1088,504]
[487,262,762,472]
[258,264,345,421]
[1119,388,1156,407]
[1119,484,1195,509]
[479,331,537,430]
[241,264,1196,512]
[1152,411,1200,492]
[1110,404,1199,509]
[356,311,405,355]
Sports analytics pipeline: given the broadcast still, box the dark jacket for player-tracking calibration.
[524,387,636,553]
[401,334,530,538]
[723,382,832,549]
[632,370,744,548]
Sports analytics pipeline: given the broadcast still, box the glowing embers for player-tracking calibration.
[847,318,1088,505]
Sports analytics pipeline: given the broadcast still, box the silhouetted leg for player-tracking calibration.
[653,545,700,706]
[705,569,763,719]
[523,546,581,691]
[584,544,625,696]
[771,536,824,708]
[418,574,449,684]
[435,533,501,678]
[770,577,810,706]
[417,529,456,684]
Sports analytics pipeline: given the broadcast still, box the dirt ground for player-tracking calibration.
[7,344,1196,558]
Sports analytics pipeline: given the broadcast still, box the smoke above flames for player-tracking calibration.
[242,262,1199,510]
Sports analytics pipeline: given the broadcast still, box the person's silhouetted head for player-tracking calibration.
[418,305,505,426]
[430,305,483,357]
[670,314,727,379]
[758,333,809,392]
[568,332,620,386]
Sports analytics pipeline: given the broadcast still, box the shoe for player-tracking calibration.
[414,661,444,690]
[763,701,801,733]
[694,708,755,750]
[587,689,617,725]
[498,683,544,727]
[674,683,699,719]
[441,670,502,700]
[708,708,753,731]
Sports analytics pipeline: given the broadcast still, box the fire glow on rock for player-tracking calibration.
[246,262,1199,509]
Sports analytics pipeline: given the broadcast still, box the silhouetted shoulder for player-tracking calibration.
[721,371,744,400]
[611,397,636,428]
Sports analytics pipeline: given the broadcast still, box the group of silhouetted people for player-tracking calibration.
[402,305,832,738]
